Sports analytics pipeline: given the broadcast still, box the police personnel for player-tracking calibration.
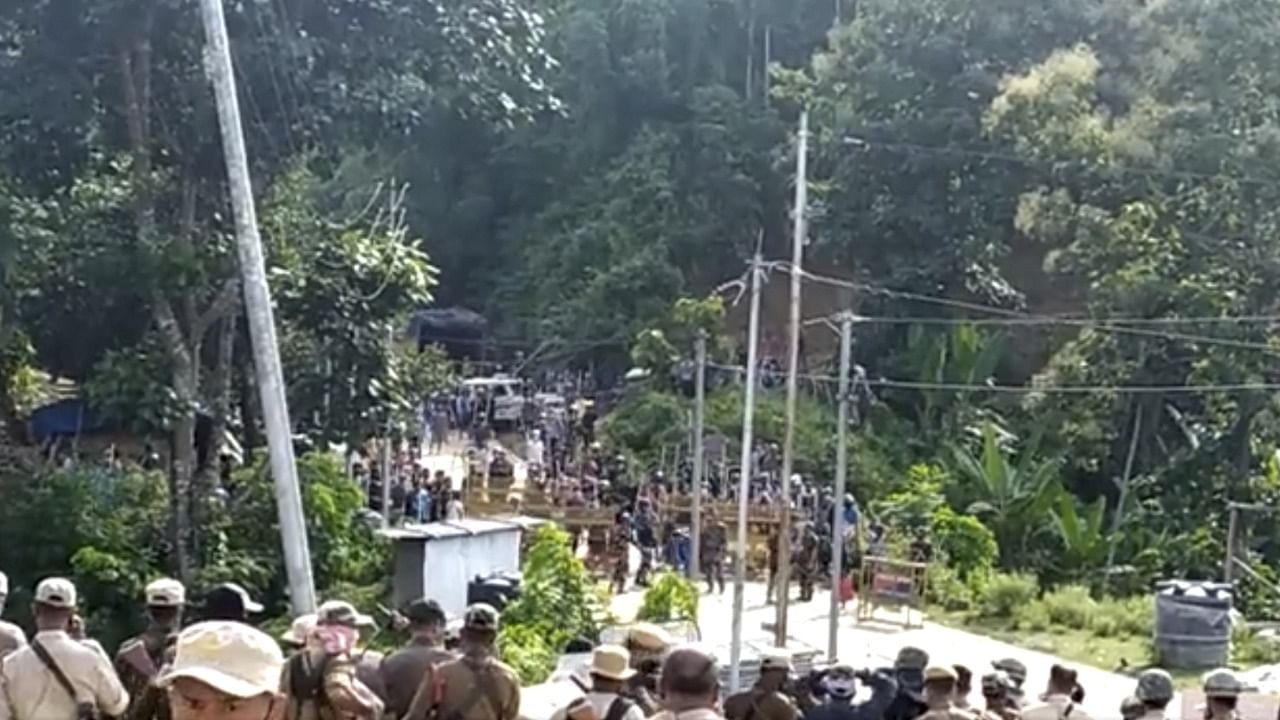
[381,599,455,719]
[623,623,672,715]
[1133,669,1175,720]
[883,647,928,720]
[991,659,1027,707]
[157,621,286,720]
[802,664,897,720]
[1201,668,1245,720]
[117,578,186,716]
[795,524,820,603]
[914,667,973,720]
[723,650,800,720]
[281,600,384,720]
[702,510,728,595]
[403,603,521,720]
[0,571,26,660]
[0,577,129,720]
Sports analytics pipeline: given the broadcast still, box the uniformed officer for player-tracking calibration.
[795,525,820,602]
[650,646,723,720]
[157,621,286,720]
[623,623,671,715]
[281,600,384,720]
[883,647,928,720]
[381,599,455,719]
[723,650,800,720]
[0,577,129,720]
[1133,669,1174,720]
[914,666,975,720]
[1023,664,1090,720]
[802,664,898,720]
[117,578,185,717]
[1201,668,1245,720]
[702,510,728,595]
[977,672,1018,720]
[612,512,633,595]
[403,603,521,720]
[0,570,26,660]
[990,659,1027,706]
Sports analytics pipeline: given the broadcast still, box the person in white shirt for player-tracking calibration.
[0,577,129,720]
[552,645,645,720]
[0,571,27,660]
[1021,664,1092,720]
[445,491,465,520]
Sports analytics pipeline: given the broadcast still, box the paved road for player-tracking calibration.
[612,581,1157,718]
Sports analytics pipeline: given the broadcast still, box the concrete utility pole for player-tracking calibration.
[690,331,707,580]
[776,108,809,645]
[730,255,764,693]
[199,0,316,614]
[828,312,854,661]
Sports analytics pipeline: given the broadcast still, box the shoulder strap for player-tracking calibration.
[604,696,635,720]
[443,661,502,720]
[1061,701,1074,719]
[32,640,82,704]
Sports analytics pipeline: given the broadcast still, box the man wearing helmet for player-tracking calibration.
[1201,668,1244,720]
[1132,668,1174,720]
[978,673,1019,720]
[802,664,897,720]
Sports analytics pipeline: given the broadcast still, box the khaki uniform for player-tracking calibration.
[380,641,456,718]
[0,630,129,720]
[722,688,799,720]
[405,653,521,720]
[282,648,383,720]
[0,621,25,660]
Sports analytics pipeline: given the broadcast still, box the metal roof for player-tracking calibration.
[378,516,541,542]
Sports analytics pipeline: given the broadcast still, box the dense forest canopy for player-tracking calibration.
[4,0,1280,609]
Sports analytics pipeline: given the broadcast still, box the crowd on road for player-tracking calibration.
[2,565,1255,720]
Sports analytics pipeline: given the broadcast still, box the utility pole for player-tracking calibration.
[828,312,854,661]
[776,108,809,645]
[730,255,764,693]
[199,0,316,614]
[690,331,707,580]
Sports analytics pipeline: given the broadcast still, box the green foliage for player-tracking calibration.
[500,525,603,682]
[931,506,998,588]
[926,564,976,612]
[1040,585,1097,630]
[949,422,1062,567]
[980,572,1039,619]
[636,571,700,623]
[601,390,688,469]
[706,385,836,478]
[84,341,189,435]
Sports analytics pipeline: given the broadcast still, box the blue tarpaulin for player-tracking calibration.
[29,398,107,443]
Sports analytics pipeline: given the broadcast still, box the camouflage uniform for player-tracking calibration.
[702,518,728,594]
[795,527,820,602]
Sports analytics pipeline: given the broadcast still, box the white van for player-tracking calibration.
[461,375,526,428]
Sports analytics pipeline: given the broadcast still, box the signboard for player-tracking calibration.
[857,556,928,628]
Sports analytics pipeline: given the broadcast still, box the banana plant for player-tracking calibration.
[949,420,1063,567]
[1052,494,1111,580]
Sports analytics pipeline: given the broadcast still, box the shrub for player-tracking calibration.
[638,570,700,622]
[981,572,1039,618]
[500,524,603,682]
[1015,600,1052,632]
[1092,595,1153,637]
[1042,585,1096,630]
[931,505,998,584]
[927,564,975,612]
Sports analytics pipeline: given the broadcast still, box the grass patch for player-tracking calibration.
[930,606,1201,689]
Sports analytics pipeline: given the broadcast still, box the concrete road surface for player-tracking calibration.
[613,581,1165,718]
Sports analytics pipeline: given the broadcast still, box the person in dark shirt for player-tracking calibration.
[803,664,897,720]
[381,598,455,718]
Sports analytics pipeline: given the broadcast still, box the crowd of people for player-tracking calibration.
[0,565,1261,720]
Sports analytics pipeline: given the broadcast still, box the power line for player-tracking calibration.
[704,361,1280,395]
[849,314,1280,327]
[843,137,1280,190]
[783,264,1280,356]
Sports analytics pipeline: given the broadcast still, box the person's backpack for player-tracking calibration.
[288,651,335,718]
[602,696,636,720]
